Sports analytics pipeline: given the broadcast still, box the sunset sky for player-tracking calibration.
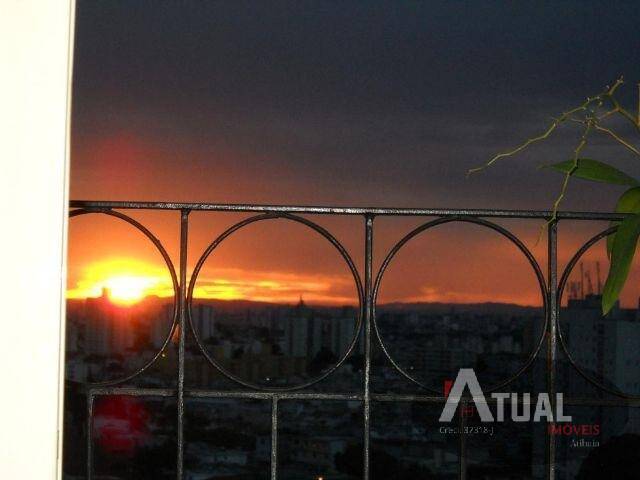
[68,1,640,307]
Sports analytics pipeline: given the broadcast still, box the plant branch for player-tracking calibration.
[467,79,622,176]
[548,120,593,223]
[593,124,640,157]
[466,102,594,176]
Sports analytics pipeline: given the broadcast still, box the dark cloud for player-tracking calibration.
[71,0,640,211]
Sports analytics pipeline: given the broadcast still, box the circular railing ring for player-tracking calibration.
[187,212,364,391]
[372,216,548,395]
[67,209,179,387]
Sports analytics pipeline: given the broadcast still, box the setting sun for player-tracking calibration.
[66,258,173,305]
[102,275,158,305]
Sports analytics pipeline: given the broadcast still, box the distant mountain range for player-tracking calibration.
[377,301,542,315]
[192,298,544,314]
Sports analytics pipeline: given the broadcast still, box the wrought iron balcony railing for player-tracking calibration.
[67,200,640,480]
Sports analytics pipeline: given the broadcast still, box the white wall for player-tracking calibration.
[0,1,74,478]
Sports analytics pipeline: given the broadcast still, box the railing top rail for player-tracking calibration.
[70,200,628,221]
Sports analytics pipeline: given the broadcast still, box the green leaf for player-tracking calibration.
[602,213,640,314]
[543,158,639,186]
[614,187,640,212]
[606,187,640,258]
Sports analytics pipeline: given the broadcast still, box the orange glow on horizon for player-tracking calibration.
[66,257,549,307]
[66,259,357,306]
[65,258,545,307]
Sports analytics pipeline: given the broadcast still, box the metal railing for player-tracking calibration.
[67,200,640,480]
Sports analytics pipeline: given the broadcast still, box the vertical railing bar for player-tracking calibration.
[270,396,279,480]
[177,209,190,480]
[547,220,558,480]
[363,214,374,480]
[86,392,94,480]
[459,400,467,480]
